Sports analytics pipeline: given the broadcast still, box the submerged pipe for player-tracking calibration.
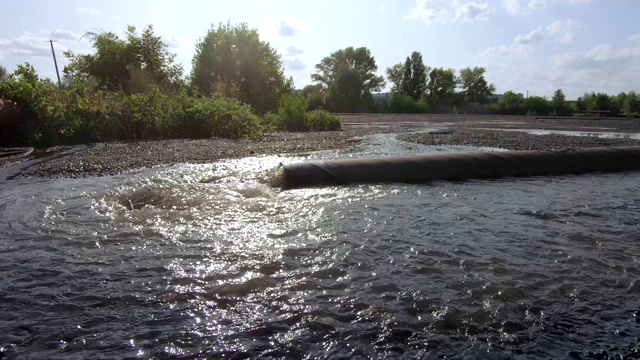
[277,146,640,189]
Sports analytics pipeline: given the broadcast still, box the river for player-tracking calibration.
[1,135,639,359]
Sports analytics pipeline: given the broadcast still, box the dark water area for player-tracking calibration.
[1,136,640,359]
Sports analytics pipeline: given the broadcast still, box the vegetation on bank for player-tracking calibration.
[0,23,340,147]
[2,22,639,147]
[300,48,639,116]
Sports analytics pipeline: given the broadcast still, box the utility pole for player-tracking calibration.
[47,39,62,88]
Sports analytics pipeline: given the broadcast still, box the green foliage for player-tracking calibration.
[386,51,429,101]
[306,109,341,131]
[312,46,385,112]
[390,94,428,113]
[385,63,404,94]
[277,93,308,131]
[63,25,183,94]
[0,65,8,81]
[0,63,264,146]
[426,67,457,106]
[576,92,620,115]
[190,21,291,113]
[495,91,524,115]
[622,91,640,116]
[261,112,280,131]
[551,89,568,115]
[325,68,374,112]
[522,96,552,116]
[402,52,429,100]
[301,84,325,111]
[170,93,263,139]
[306,91,325,111]
[457,67,495,104]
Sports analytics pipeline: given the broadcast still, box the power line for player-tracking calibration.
[47,39,61,88]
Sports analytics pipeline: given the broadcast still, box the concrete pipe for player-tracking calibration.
[276,146,640,189]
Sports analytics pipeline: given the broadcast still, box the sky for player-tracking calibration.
[1,0,639,100]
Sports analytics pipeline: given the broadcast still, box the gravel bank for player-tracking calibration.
[16,129,387,179]
[5,115,640,179]
[398,128,640,151]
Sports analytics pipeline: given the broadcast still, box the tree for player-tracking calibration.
[64,25,183,93]
[623,91,640,115]
[523,96,552,116]
[301,84,325,111]
[426,67,457,106]
[457,66,495,104]
[325,67,372,112]
[312,46,385,112]
[577,92,619,115]
[191,21,291,113]
[551,89,568,115]
[496,91,523,115]
[402,52,429,100]
[385,63,404,94]
[386,51,429,101]
[0,65,8,81]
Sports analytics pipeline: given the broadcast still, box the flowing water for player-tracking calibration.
[1,135,640,359]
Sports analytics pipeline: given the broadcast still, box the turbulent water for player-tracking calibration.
[1,135,640,359]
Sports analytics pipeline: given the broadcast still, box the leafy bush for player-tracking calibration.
[261,112,280,132]
[306,91,325,111]
[277,93,307,131]
[306,109,341,131]
[169,93,263,139]
[390,94,428,113]
[0,64,264,146]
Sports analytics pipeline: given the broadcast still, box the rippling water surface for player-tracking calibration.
[1,135,640,359]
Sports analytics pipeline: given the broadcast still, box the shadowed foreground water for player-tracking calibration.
[1,136,639,359]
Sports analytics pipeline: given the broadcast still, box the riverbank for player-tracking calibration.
[3,114,640,179]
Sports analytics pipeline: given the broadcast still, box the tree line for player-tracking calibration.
[301,49,497,114]
[302,49,640,117]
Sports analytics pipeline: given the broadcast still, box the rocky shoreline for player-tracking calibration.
[398,128,640,151]
[8,128,387,179]
[2,115,640,179]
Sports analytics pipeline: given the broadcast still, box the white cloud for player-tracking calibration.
[405,0,495,25]
[630,33,640,43]
[514,19,580,45]
[551,44,640,69]
[283,58,306,71]
[454,2,495,22]
[546,19,580,43]
[50,29,81,41]
[285,45,304,56]
[263,16,307,39]
[404,0,451,25]
[515,26,544,44]
[77,7,100,16]
[503,0,591,14]
[157,30,193,50]
[0,30,79,58]
[527,0,549,9]
[475,43,531,62]
[277,21,299,37]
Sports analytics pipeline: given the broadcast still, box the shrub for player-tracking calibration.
[261,112,280,132]
[306,109,341,131]
[390,94,428,113]
[170,93,262,139]
[306,91,325,111]
[277,93,307,131]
